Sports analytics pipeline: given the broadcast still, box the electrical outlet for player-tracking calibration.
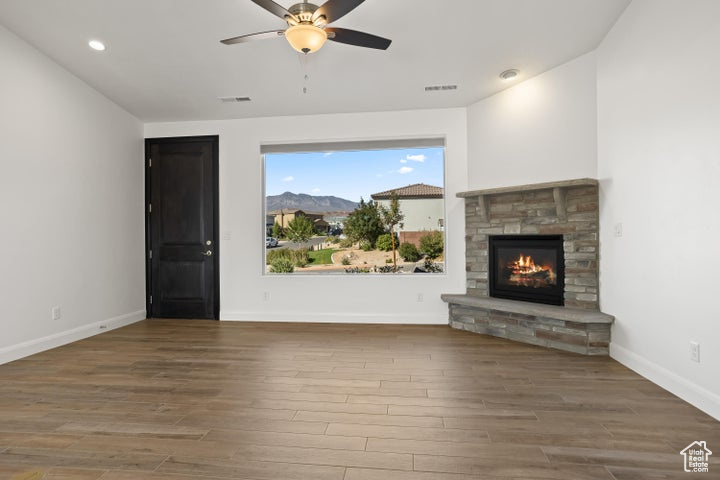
[690,341,700,362]
[263,291,270,301]
[417,293,424,302]
[51,306,61,321]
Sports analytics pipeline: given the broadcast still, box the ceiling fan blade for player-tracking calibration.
[221,30,285,45]
[312,0,365,23]
[250,0,295,21]
[325,28,391,50]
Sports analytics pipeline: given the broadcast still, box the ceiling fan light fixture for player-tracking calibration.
[285,24,328,54]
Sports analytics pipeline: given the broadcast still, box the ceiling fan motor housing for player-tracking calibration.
[287,2,323,25]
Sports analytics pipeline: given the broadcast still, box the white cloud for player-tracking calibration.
[323,152,334,157]
[282,176,294,182]
[376,173,383,178]
[406,154,426,163]
[400,159,408,164]
[398,166,414,174]
[312,187,321,193]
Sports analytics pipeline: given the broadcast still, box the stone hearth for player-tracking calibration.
[443,178,614,355]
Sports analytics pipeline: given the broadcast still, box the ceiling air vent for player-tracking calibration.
[219,96,251,103]
[424,85,458,92]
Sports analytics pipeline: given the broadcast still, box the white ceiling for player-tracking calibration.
[0,0,630,122]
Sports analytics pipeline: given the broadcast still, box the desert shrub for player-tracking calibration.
[341,257,351,266]
[385,258,393,264]
[266,248,291,265]
[359,241,373,252]
[375,233,393,252]
[345,266,371,274]
[290,248,309,267]
[266,248,309,267]
[269,258,294,273]
[423,258,443,273]
[398,242,420,262]
[419,231,444,260]
[339,238,354,248]
[377,265,403,273]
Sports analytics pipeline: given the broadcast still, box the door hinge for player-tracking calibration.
[148,203,152,213]
[148,158,152,167]
[149,250,153,259]
[149,295,153,304]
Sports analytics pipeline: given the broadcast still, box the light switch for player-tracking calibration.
[614,223,623,237]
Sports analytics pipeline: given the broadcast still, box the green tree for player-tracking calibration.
[379,193,404,269]
[271,222,285,239]
[344,199,384,247]
[286,215,314,244]
[419,230,444,260]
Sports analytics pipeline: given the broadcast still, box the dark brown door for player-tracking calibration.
[145,136,219,319]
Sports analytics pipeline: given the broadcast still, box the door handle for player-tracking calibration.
[201,250,213,256]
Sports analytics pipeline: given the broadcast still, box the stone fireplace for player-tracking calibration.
[442,178,614,355]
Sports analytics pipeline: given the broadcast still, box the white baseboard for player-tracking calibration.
[220,311,448,325]
[0,310,146,366]
[610,342,720,421]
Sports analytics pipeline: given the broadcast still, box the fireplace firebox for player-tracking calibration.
[489,235,564,306]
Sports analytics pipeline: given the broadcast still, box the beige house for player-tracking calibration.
[371,183,444,246]
[269,209,329,234]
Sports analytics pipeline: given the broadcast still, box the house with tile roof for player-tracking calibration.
[268,209,329,234]
[371,183,444,246]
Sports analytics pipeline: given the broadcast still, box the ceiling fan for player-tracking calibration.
[221,0,392,54]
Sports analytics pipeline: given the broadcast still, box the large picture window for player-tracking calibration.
[263,139,445,275]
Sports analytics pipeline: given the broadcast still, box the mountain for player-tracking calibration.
[266,192,359,213]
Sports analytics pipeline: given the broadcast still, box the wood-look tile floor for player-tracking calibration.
[0,320,717,480]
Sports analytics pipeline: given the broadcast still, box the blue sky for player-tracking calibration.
[265,147,444,203]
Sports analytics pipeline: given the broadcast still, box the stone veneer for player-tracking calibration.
[442,295,613,355]
[462,178,600,309]
[443,178,614,355]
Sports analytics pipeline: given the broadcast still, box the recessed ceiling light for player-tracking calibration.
[500,69,519,81]
[88,40,106,52]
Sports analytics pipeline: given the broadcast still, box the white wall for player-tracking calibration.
[467,51,598,188]
[145,108,467,324]
[0,25,146,363]
[597,0,720,419]
[376,198,444,233]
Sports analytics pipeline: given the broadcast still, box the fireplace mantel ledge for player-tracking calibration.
[456,178,598,221]
[441,295,614,324]
[456,178,598,199]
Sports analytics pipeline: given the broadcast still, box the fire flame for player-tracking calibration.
[510,255,554,280]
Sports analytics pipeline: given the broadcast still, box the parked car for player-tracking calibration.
[266,237,278,248]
